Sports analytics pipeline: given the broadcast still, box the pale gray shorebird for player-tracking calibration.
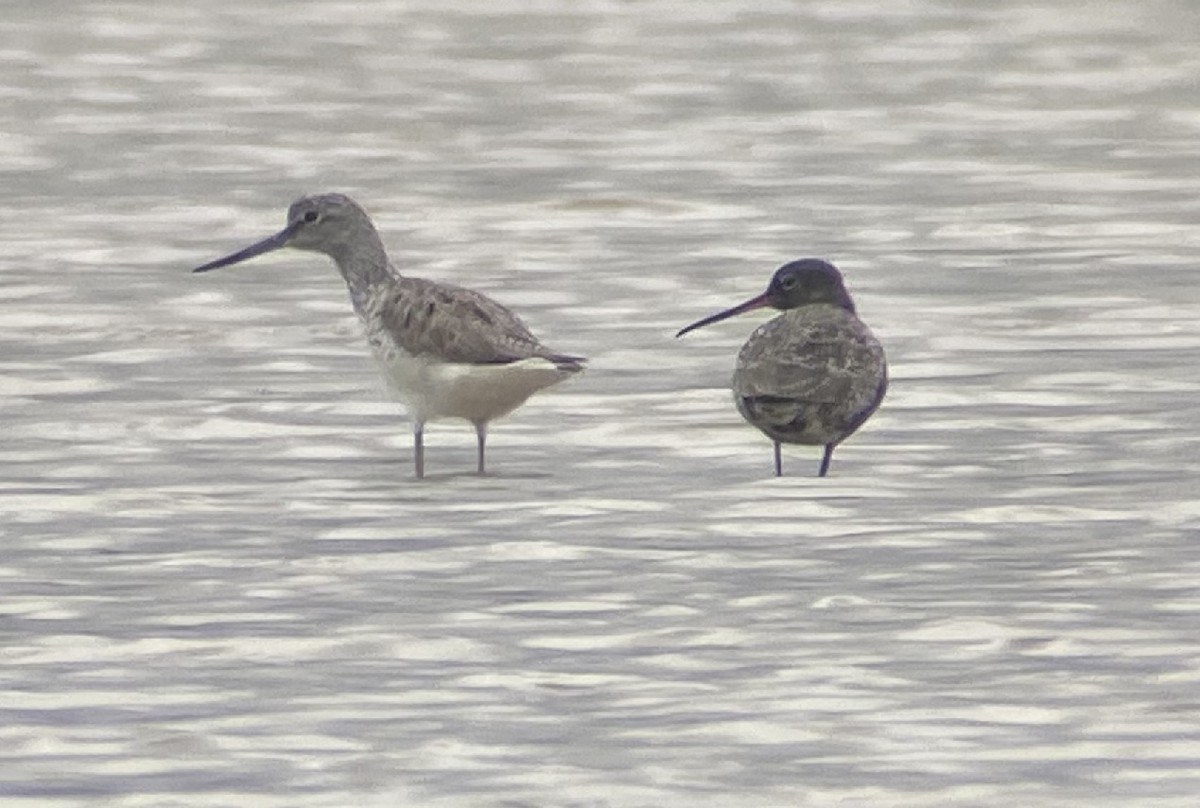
[676,259,887,477]
[193,193,585,478]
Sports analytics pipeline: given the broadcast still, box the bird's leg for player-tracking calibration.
[474,421,487,475]
[773,441,782,477]
[818,444,834,478]
[413,420,425,479]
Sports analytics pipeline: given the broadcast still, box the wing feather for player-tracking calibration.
[371,277,584,369]
[733,306,886,444]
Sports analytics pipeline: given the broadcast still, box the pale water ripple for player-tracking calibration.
[2,0,1200,806]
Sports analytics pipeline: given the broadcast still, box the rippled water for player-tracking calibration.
[4,1,1200,805]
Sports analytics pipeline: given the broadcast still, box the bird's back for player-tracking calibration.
[733,304,887,447]
[365,275,584,370]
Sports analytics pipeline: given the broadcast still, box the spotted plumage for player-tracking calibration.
[677,258,886,477]
[367,276,582,368]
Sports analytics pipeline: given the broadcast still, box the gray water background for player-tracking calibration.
[3,1,1200,805]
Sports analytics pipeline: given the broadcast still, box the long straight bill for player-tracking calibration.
[192,221,301,273]
[675,293,770,338]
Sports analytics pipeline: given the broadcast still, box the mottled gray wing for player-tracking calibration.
[733,308,886,440]
[376,277,582,367]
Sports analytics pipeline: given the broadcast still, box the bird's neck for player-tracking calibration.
[793,294,856,316]
[829,285,857,314]
[326,228,398,318]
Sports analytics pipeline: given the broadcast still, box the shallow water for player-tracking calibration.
[3,1,1200,806]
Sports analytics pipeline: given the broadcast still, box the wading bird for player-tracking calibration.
[677,258,886,477]
[194,193,585,478]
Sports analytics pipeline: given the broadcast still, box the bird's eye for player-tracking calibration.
[303,210,319,223]
[780,274,798,290]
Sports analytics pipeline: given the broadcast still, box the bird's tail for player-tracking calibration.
[548,353,587,373]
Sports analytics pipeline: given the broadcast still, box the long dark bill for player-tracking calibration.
[192,221,301,273]
[675,293,770,338]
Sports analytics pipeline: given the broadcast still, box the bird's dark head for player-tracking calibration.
[763,259,855,313]
[676,258,855,337]
[192,192,374,273]
[283,193,369,254]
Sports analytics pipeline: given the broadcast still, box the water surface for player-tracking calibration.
[3,1,1200,806]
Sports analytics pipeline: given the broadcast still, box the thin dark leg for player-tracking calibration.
[413,421,425,479]
[474,422,487,475]
[818,443,834,477]
[773,441,782,477]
